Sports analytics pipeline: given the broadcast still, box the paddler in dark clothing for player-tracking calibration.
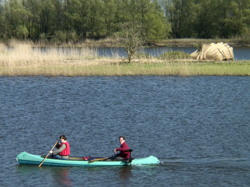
[107,136,130,161]
[49,135,70,160]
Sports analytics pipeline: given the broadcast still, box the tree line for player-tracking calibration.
[166,0,250,39]
[0,0,250,43]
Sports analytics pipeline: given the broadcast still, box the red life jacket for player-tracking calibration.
[59,141,70,156]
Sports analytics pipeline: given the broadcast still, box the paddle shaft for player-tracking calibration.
[88,149,133,163]
[88,157,109,163]
[38,141,58,167]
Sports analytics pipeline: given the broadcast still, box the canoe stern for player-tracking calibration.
[131,155,160,165]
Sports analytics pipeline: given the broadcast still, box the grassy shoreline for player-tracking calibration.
[0,42,250,76]
[1,61,250,76]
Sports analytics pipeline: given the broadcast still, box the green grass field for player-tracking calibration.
[1,61,249,76]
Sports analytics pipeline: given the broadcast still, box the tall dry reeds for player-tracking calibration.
[0,41,122,76]
[0,42,250,76]
[0,41,100,66]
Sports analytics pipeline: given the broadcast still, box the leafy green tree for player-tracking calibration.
[137,0,150,23]
[23,0,41,40]
[118,0,171,42]
[165,0,184,38]
[219,0,247,38]
[52,30,67,43]
[129,0,140,22]
[63,0,83,40]
[1,0,250,41]
[115,0,131,24]
[165,0,198,38]
[103,0,117,36]
[195,0,223,38]
[3,0,30,39]
[0,3,5,38]
[179,0,199,38]
[16,25,29,39]
[239,0,250,39]
[144,0,171,41]
[39,0,56,36]
[51,0,64,31]
[85,0,105,38]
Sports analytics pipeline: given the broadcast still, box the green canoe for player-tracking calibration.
[16,152,160,167]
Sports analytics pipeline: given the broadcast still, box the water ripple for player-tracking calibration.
[1,76,250,186]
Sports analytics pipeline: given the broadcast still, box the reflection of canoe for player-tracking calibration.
[16,152,160,167]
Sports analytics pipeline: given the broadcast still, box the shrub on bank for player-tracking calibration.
[134,52,151,59]
[159,51,191,60]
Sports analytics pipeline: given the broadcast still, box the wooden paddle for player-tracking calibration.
[88,149,133,163]
[88,157,109,163]
[38,141,58,167]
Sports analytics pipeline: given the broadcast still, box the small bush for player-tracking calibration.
[134,52,151,59]
[67,31,79,43]
[51,30,67,44]
[15,25,29,40]
[159,51,191,60]
[39,33,49,44]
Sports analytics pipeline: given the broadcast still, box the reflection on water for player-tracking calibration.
[15,164,134,186]
[3,76,250,186]
[52,168,72,187]
[16,165,73,187]
[118,166,132,181]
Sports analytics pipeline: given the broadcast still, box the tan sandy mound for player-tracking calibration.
[190,42,234,61]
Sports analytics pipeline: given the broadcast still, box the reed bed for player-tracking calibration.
[0,42,249,76]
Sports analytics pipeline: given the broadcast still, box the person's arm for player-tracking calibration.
[55,142,60,149]
[52,144,66,155]
[115,143,129,152]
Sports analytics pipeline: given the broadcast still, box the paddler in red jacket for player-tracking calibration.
[107,136,130,161]
[49,135,70,160]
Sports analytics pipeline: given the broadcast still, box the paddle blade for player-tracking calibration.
[38,141,58,167]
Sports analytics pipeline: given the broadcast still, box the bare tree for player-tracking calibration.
[118,23,145,63]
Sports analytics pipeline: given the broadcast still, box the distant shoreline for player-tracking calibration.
[61,38,250,48]
[153,38,250,48]
[2,38,250,48]
[64,38,250,48]
[1,40,249,77]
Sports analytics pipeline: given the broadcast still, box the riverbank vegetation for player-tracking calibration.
[1,0,250,46]
[0,42,249,76]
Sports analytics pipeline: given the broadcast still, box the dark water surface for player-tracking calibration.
[1,76,250,186]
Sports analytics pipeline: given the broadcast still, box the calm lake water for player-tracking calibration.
[40,46,250,60]
[97,47,250,60]
[1,76,250,186]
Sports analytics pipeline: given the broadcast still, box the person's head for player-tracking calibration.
[60,135,67,141]
[119,136,125,144]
